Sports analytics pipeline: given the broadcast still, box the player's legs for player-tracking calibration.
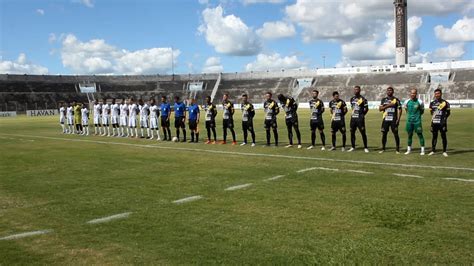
[286,119,293,146]
[359,121,368,150]
[349,120,357,149]
[415,123,425,154]
[294,122,301,146]
[441,129,448,153]
[272,121,278,146]
[242,122,248,144]
[249,123,255,145]
[431,124,439,153]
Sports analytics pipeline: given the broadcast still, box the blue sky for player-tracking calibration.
[0,0,473,75]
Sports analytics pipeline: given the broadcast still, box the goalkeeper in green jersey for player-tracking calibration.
[404,88,425,155]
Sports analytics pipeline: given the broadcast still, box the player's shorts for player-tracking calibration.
[242,121,254,131]
[175,116,185,128]
[67,116,74,125]
[129,117,137,128]
[140,116,149,128]
[331,120,346,133]
[94,115,101,125]
[350,118,366,132]
[206,120,216,129]
[150,117,159,129]
[285,117,299,128]
[60,117,65,124]
[111,115,119,125]
[431,123,447,133]
[102,116,110,126]
[310,120,324,131]
[161,116,170,127]
[264,119,277,130]
[82,118,89,126]
[223,119,234,129]
[120,116,128,126]
[189,120,198,130]
[406,122,423,134]
[381,120,398,133]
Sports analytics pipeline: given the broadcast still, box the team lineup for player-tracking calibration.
[59,86,451,156]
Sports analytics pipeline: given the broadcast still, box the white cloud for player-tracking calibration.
[36,9,45,15]
[60,34,180,74]
[257,21,296,40]
[434,17,474,42]
[0,53,48,74]
[199,6,262,56]
[202,57,224,73]
[198,0,209,4]
[73,0,94,8]
[242,0,285,5]
[245,53,306,71]
[433,43,466,60]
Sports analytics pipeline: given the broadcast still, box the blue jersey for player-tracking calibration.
[160,103,171,117]
[174,102,186,117]
[188,104,200,121]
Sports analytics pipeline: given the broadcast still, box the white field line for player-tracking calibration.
[0,230,52,240]
[443,178,474,183]
[297,167,339,173]
[346,170,374,174]
[3,133,474,172]
[225,183,253,191]
[393,173,424,179]
[173,195,203,204]
[264,175,285,181]
[86,212,132,224]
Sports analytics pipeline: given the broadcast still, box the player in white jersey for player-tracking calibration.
[139,99,150,138]
[59,102,66,133]
[93,100,102,135]
[101,101,111,136]
[149,99,161,140]
[128,98,139,137]
[110,99,120,137]
[119,98,129,137]
[81,103,90,136]
[66,103,75,134]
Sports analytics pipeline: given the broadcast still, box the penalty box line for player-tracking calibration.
[2,133,474,172]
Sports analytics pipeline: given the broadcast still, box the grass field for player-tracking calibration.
[0,109,473,264]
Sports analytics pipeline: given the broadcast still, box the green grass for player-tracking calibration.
[0,109,473,264]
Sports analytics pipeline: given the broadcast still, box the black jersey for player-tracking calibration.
[429,99,451,124]
[203,103,217,122]
[309,98,325,122]
[222,100,234,120]
[349,95,368,120]
[380,96,401,122]
[329,99,347,122]
[282,97,298,119]
[263,99,279,121]
[241,102,255,122]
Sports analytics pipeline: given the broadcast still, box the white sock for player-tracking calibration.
[157,129,161,139]
[407,146,412,151]
[147,128,151,137]
[421,147,425,153]
[61,124,65,132]
[107,127,110,135]
[127,128,131,136]
[141,128,144,137]
[150,130,154,138]
[135,128,138,136]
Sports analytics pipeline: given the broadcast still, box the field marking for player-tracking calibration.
[393,173,424,179]
[443,178,474,183]
[0,230,52,240]
[173,195,203,204]
[346,170,374,174]
[86,212,132,224]
[264,175,285,181]
[297,167,339,173]
[225,183,253,191]
[3,133,474,172]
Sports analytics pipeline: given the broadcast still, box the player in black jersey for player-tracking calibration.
[240,94,256,146]
[329,91,347,151]
[222,93,237,145]
[379,87,402,153]
[428,89,451,157]
[278,94,302,148]
[263,92,280,146]
[203,96,217,144]
[348,86,369,153]
[307,89,326,150]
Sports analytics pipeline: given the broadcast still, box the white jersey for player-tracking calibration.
[120,104,129,117]
[93,104,102,125]
[150,105,159,119]
[81,108,89,125]
[129,104,138,118]
[140,104,150,118]
[59,107,66,123]
[66,106,74,125]
[111,103,120,117]
[101,104,110,117]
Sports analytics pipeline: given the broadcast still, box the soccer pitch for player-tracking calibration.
[0,109,473,264]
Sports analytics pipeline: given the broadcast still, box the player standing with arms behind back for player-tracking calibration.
[404,88,425,155]
[188,98,200,143]
[429,89,451,157]
[160,96,172,141]
[119,99,129,137]
[308,90,326,150]
[128,98,139,138]
[66,102,74,134]
[173,96,187,142]
[81,103,90,136]
[149,99,161,140]
[59,102,66,133]
[204,96,217,144]
[93,100,102,135]
[263,92,280,147]
[240,94,256,146]
[222,93,237,145]
[111,99,120,137]
[278,94,301,148]
[101,100,111,136]
[379,87,402,154]
[348,86,369,153]
[329,91,347,151]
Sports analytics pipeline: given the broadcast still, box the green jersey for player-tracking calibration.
[405,98,424,124]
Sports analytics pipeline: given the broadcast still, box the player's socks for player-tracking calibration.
[311,131,316,146]
[107,127,111,136]
[320,132,325,146]
[182,129,186,141]
[61,124,65,133]
[195,133,199,142]
[176,129,180,140]
[147,128,151,138]
[420,146,425,155]
[157,130,161,140]
[134,128,138,137]
[405,146,412,155]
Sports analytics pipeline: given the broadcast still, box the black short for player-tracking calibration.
[205,120,215,129]
[431,123,448,133]
[331,120,346,133]
[174,116,185,128]
[242,121,254,131]
[350,118,366,131]
[310,120,324,131]
[381,120,398,133]
[189,120,198,130]
[161,116,170,127]
[264,119,277,129]
[285,117,299,128]
[223,119,234,129]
